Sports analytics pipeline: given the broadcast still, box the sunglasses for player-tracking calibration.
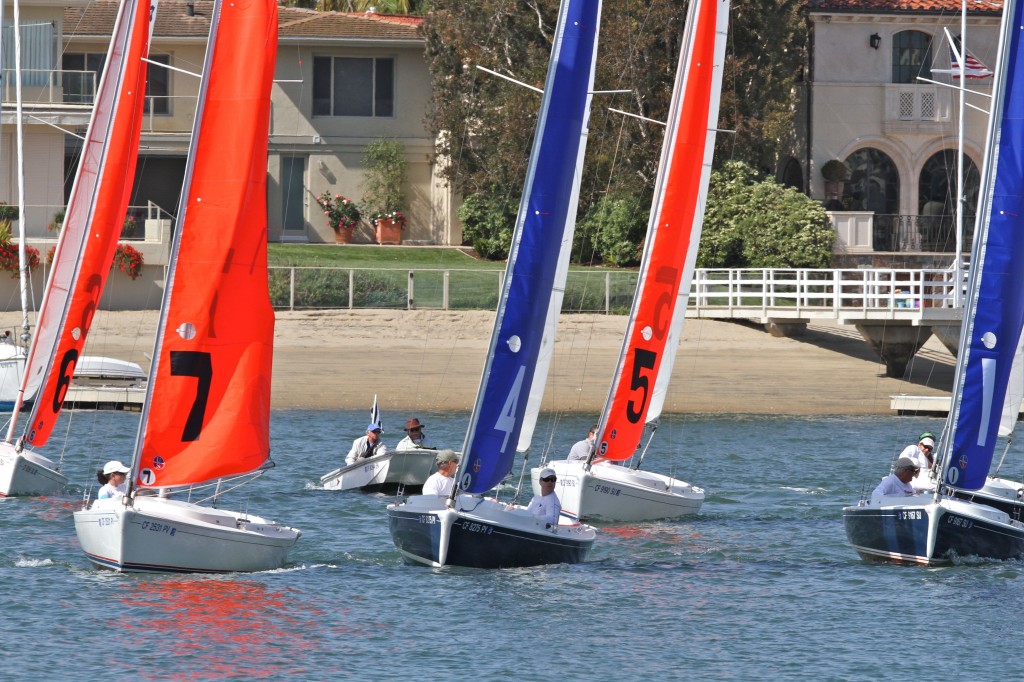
[540,476,557,482]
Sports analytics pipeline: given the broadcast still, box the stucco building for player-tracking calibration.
[1,0,457,247]
[806,0,1002,262]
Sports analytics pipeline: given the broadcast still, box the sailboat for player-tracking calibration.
[531,0,729,523]
[0,0,155,497]
[387,0,600,569]
[74,0,300,573]
[843,0,1024,564]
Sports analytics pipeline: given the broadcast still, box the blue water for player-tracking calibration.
[2,409,1023,679]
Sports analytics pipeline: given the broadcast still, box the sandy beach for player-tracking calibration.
[0,308,955,416]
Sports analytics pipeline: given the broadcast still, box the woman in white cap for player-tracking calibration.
[527,467,562,529]
[96,460,130,500]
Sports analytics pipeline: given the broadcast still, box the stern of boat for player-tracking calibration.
[0,442,68,497]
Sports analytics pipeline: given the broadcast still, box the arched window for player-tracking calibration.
[842,148,899,214]
[780,157,803,191]
[918,150,980,252]
[892,30,933,84]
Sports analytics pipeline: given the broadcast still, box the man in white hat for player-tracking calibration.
[528,467,562,529]
[871,457,921,500]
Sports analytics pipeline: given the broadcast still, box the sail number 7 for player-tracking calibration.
[169,350,212,442]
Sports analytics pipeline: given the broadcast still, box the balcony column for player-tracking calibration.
[854,322,933,378]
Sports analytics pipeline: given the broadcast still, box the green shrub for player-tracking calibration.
[458,190,517,260]
[580,194,649,267]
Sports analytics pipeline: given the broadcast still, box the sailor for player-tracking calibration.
[528,467,562,529]
[567,424,597,462]
[898,432,936,491]
[421,450,459,496]
[396,417,435,451]
[870,457,920,500]
[345,423,388,465]
[96,460,130,500]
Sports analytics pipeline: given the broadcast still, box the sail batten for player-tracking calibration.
[18,0,155,447]
[456,0,601,494]
[133,0,278,489]
[595,0,728,461]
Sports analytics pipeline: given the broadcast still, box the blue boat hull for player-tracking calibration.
[844,500,1024,565]
[388,497,595,569]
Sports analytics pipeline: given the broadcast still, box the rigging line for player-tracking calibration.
[141,57,200,79]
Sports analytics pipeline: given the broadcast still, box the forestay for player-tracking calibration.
[132,0,277,489]
[457,0,600,494]
[595,0,728,460]
[942,0,1024,491]
[16,0,155,447]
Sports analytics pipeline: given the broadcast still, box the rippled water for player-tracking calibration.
[2,409,1023,679]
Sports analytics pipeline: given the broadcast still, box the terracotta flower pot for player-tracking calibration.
[334,225,353,244]
[375,218,403,245]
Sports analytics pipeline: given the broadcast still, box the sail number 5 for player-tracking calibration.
[626,348,658,423]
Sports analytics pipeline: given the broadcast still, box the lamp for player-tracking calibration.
[870,33,881,50]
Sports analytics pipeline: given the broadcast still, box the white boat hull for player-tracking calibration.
[388,493,596,568]
[0,441,68,497]
[0,348,26,409]
[73,495,301,573]
[532,459,705,522]
[321,450,436,491]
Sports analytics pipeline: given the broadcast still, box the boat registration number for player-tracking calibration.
[594,484,621,497]
[898,511,922,520]
[945,516,974,529]
[140,520,177,536]
[462,522,492,535]
[18,462,39,476]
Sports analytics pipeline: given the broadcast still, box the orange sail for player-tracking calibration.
[134,0,277,488]
[595,0,726,461]
[21,0,155,447]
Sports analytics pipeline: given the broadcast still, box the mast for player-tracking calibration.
[12,0,30,343]
[955,0,966,308]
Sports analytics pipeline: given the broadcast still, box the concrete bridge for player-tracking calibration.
[685,267,963,377]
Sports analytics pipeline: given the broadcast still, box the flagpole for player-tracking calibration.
[955,0,966,308]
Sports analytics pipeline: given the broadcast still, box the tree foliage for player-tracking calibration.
[579,194,649,267]
[423,0,808,253]
[699,161,834,269]
[457,190,518,260]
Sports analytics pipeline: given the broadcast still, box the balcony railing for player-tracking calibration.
[871,214,975,253]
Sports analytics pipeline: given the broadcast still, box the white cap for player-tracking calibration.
[539,468,556,479]
[102,460,130,475]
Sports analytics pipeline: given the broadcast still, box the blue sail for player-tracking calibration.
[946,1,1024,491]
[457,0,600,494]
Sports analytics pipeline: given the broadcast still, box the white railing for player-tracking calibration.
[268,266,965,316]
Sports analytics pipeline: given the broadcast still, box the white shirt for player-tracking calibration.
[97,482,127,500]
[421,471,454,496]
[527,491,561,526]
[396,435,434,451]
[871,474,916,500]
[345,435,388,465]
[567,438,593,462]
[899,444,933,471]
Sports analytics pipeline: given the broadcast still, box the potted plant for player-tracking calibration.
[315,191,361,244]
[821,159,850,203]
[362,138,408,245]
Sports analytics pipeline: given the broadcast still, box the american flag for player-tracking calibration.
[950,47,992,79]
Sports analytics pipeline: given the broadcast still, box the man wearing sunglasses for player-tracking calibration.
[899,432,936,491]
[527,467,562,530]
[396,417,434,451]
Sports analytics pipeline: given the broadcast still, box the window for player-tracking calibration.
[892,31,933,84]
[62,52,170,113]
[313,56,394,117]
[1,22,54,87]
